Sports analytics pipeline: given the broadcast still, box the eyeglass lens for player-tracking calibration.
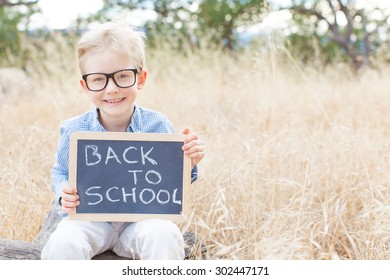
[85,69,136,91]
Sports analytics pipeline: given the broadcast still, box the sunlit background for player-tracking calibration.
[1,0,390,260]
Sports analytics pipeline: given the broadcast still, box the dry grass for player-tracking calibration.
[1,37,390,259]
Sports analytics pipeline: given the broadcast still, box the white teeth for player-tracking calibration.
[106,98,123,103]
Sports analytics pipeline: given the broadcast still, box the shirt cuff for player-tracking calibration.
[191,165,198,183]
[54,181,68,206]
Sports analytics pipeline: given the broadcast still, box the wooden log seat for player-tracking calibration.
[0,202,206,260]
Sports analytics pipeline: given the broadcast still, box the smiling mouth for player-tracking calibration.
[105,98,125,104]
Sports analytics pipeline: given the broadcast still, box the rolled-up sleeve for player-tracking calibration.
[50,123,70,204]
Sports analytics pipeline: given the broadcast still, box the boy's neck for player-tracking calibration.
[97,107,135,132]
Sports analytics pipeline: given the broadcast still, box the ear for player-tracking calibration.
[80,79,90,95]
[137,70,147,90]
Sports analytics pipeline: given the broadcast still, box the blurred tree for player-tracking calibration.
[0,0,36,5]
[285,0,390,70]
[87,0,194,50]
[197,0,264,50]
[0,0,39,66]
[93,0,265,51]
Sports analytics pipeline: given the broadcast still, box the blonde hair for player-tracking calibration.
[78,21,146,74]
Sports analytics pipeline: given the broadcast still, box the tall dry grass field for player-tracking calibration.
[1,37,390,259]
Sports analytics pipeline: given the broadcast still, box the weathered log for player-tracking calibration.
[0,201,206,260]
[0,238,42,260]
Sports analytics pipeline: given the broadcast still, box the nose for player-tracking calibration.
[105,77,119,93]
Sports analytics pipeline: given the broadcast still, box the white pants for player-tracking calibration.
[41,218,184,260]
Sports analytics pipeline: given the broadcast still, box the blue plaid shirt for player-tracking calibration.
[51,105,198,204]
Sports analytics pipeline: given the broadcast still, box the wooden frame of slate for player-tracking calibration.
[68,132,191,222]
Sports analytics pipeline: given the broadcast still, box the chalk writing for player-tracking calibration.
[70,134,189,218]
[84,145,158,166]
[85,186,181,206]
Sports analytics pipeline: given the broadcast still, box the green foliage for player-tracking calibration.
[285,0,390,69]
[286,33,345,67]
[0,6,22,65]
[285,10,345,66]
[83,2,192,53]
[0,1,39,67]
[93,0,265,52]
[2,0,389,71]
[197,0,264,50]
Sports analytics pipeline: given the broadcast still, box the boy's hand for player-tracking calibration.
[61,186,80,214]
[182,128,205,169]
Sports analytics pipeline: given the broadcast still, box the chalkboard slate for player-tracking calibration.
[68,132,191,222]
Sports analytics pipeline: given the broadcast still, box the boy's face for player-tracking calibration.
[80,50,146,127]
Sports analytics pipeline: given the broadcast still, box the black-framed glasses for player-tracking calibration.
[82,69,138,91]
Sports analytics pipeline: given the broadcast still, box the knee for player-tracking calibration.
[41,221,94,260]
[135,219,184,259]
[140,220,183,243]
[41,237,92,260]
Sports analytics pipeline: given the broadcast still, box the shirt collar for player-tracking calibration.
[128,105,141,132]
[92,108,107,132]
[92,106,140,133]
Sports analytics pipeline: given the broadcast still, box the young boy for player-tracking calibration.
[41,22,205,260]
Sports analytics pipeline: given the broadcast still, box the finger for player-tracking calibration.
[185,148,205,167]
[186,148,205,158]
[183,141,204,155]
[61,204,77,214]
[188,151,205,160]
[183,134,200,147]
[183,138,203,151]
[182,127,191,135]
[63,186,77,195]
[189,151,205,167]
[62,192,79,202]
[62,199,80,208]
[61,200,79,214]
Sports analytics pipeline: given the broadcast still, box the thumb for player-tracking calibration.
[182,127,191,135]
